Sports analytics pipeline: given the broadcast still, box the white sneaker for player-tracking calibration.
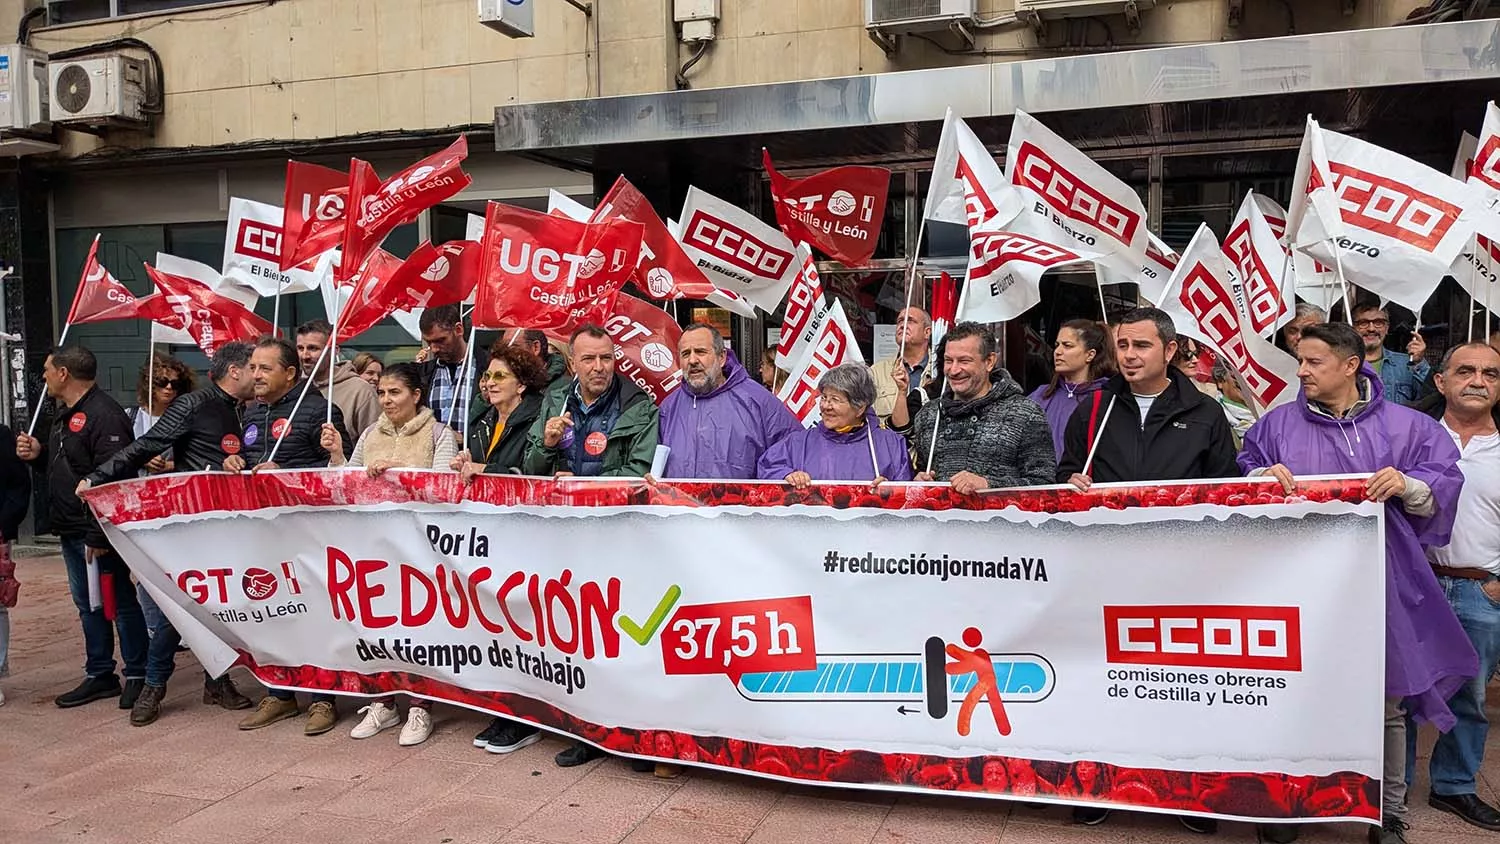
[398,706,433,746]
[349,702,399,739]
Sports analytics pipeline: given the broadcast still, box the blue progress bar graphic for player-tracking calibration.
[735,652,1055,708]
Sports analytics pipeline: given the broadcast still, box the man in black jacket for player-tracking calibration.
[1055,307,1236,835]
[416,304,488,427]
[80,341,259,726]
[15,346,149,709]
[1058,307,1238,490]
[0,421,30,706]
[229,336,348,736]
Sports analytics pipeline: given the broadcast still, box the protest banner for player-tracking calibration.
[85,471,1383,828]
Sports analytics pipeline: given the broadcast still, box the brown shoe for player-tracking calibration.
[654,762,682,779]
[238,695,300,730]
[304,700,338,736]
[130,683,165,726]
[203,676,253,710]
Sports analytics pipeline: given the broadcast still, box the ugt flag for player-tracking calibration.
[764,149,889,266]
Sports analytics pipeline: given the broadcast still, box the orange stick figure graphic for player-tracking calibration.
[945,626,1012,737]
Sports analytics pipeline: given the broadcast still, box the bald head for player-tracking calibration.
[897,307,931,357]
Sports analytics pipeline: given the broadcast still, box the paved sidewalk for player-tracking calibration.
[0,556,1494,844]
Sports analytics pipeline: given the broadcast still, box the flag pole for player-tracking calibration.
[326,281,341,426]
[1330,241,1353,325]
[145,338,155,417]
[267,341,332,466]
[1470,246,1479,342]
[27,322,70,437]
[272,278,286,339]
[457,321,478,444]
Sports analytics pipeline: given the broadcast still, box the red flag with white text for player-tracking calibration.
[603,293,685,404]
[340,137,473,282]
[146,264,273,356]
[594,177,716,300]
[776,300,864,427]
[1157,225,1300,414]
[764,150,889,266]
[279,160,348,272]
[67,236,172,326]
[474,203,643,332]
[336,243,477,342]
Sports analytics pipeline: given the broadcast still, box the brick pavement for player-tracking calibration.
[0,555,1494,844]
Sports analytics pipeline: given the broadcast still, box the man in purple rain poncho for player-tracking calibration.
[757,363,912,486]
[1238,321,1476,844]
[658,323,800,480]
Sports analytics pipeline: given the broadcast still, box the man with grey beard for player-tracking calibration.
[657,323,799,479]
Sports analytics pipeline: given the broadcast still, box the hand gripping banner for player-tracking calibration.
[85,471,1384,828]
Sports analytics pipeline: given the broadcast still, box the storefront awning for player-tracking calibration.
[494,18,1500,153]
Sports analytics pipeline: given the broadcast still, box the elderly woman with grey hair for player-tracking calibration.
[756,363,913,487]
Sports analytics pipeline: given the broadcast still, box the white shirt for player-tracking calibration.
[1429,421,1500,575]
[1133,392,1160,429]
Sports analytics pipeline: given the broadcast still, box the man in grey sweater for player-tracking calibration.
[890,321,1056,493]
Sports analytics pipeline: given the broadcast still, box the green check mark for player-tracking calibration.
[619,584,682,646]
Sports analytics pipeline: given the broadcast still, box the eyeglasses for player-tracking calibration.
[817,392,851,407]
[1353,319,1389,329]
[480,370,516,383]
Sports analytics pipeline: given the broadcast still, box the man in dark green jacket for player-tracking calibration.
[523,324,659,478]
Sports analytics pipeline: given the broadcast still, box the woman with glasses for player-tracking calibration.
[757,363,913,487]
[130,356,196,474]
[450,343,550,483]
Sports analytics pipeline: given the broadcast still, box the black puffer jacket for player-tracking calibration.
[89,383,243,485]
[1057,368,1238,483]
[29,386,133,547]
[241,380,351,468]
[466,392,543,474]
[902,369,1056,487]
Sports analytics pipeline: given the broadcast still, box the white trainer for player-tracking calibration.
[349,702,399,739]
[398,706,433,746]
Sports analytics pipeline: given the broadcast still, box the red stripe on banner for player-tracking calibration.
[83,472,1373,527]
[239,650,1377,821]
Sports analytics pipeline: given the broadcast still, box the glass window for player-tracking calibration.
[47,0,231,25]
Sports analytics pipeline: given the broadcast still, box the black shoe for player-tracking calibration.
[1368,816,1409,844]
[203,676,253,710]
[55,675,122,708]
[1072,807,1111,826]
[118,678,145,710]
[630,759,655,773]
[1178,815,1218,835]
[485,723,542,754]
[473,718,506,748]
[1257,823,1300,843]
[1429,792,1500,832]
[130,683,165,726]
[554,741,605,767]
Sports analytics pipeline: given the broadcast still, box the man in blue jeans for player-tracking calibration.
[15,346,149,709]
[1409,341,1500,832]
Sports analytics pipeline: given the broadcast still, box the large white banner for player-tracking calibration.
[85,472,1385,826]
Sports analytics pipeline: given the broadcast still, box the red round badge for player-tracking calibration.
[584,431,608,456]
[221,434,241,455]
[271,418,289,439]
[68,413,87,433]
[241,568,278,600]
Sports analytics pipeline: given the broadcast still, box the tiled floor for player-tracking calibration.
[0,554,1494,843]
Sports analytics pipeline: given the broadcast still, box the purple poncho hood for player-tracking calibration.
[1238,366,1476,729]
[1029,378,1108,459]
[757,409,914,482]
[659,350,802,480]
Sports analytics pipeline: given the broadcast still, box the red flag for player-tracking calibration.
[145,264,273,356]
[337,241,479,342]
[930,271,957,355]
[340,137,472,282]
[474,202,643,332]
[764,150,889,266]
[603,294,684,405]
[67,236,164,325]
[592,176,716,300]
[279,161,348,271]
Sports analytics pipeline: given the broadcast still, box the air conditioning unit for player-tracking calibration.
[1015,0,1156,29]
[0,44,48,132]
[48,54,148,124]
[479,0,534,38]
[865,0,977,32]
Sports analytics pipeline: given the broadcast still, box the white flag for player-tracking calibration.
[548,190,594,222]
[678,187,798,314]
[776,300,863,427]
[775,244,831,370]
[1470,102,1500,210]
[924,108,1022,228]
[959,227,1098,323]
[1157,225,1301,414]
[664,216,758,318]
[1223,192,1295,337]
[1289,119,1486,312]
[222,198,333,297]
[152,253,258,345]
[1004,109,1148,278]
[1103,232,1179,306]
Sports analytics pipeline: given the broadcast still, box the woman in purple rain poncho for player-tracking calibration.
[758,364,913,486]
[1238,322,1475,841]
[1028,319,1114,459]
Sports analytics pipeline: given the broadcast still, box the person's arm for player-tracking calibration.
[88,399,171,486]
[1013,403,1059,487]
[757,436,795,481]
[327,405,354,462]
[1055,399,1091,482]
[601,403,659,477]
[342,427,368,468]
[430,425,459,470]
[521,399,564,476]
